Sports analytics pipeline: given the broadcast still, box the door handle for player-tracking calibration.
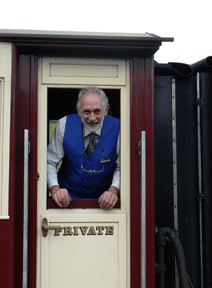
[41,218,63,237]
[140,131,146,288]
[23,129,29,288]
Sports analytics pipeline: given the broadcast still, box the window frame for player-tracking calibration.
[0,43,12,219]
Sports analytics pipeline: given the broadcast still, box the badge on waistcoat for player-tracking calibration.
[100,157,111,164]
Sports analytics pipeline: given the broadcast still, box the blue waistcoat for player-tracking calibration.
[58,114,120,199]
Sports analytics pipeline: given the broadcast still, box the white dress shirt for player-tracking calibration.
[47,116,120,191]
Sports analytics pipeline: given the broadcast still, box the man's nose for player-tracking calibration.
[89,112,96,121]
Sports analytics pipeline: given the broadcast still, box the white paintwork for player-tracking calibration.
[42,57,126,86]
[0,43,12,219]
[37,57,130,287]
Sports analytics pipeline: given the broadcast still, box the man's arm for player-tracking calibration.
[98,132,120,209]
[47,117,71,207]
[110,132,120,189]
[47,117,66,188]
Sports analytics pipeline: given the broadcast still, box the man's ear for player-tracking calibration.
[76,105,81,117]
[104,104,110,116]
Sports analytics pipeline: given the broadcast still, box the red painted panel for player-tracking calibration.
[130,57,155,288]
[130,58,141,288]
[7,48,156,288]
[47,199,120,209]
[28,55,38,288]
[2,53,38,288]
[145,57,155,288]
[0,45,17,288]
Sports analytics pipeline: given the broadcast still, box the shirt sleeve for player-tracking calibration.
[47,116,66,189]
[111,131,120,191]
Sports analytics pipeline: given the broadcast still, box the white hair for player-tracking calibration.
[76,87,108,113]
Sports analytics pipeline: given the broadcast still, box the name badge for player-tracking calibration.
[100,157,111,164]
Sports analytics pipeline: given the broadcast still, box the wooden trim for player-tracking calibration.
[145,57,155,288]
[0,31,173,42]
[47,199,120,209]
[130,58,141,288]
[8,53,38,288]
[0,32,172,58]
[0,32,172,46]
[28,55,38,288]
[0,44,18,288]
[9,44,18,288]
[13,54,32,287]
[130,57,155,288]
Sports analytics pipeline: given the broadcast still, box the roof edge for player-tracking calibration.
[0,29,174,42]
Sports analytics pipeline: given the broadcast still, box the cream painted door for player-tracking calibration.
[37,57,130,288]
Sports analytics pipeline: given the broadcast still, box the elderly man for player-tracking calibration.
[47,87,120,209]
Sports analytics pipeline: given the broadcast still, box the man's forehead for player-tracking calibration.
[81,92,103,106]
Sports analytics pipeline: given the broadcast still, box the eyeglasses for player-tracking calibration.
[81,148,104,173]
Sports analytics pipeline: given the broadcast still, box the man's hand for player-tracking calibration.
[98,186,119,210]
[50,185,72,208]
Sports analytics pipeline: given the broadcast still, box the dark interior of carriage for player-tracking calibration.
[47,88,120,208]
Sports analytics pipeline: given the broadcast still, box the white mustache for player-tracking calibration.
[86,120,99,124]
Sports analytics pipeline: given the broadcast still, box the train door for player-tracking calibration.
[36,57,130,288]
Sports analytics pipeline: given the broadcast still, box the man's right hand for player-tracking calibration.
[50,185,72,208]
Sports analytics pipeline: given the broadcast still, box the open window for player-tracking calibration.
[47,88,120,209]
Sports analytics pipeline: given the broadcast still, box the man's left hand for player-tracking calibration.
[98,186,119,210]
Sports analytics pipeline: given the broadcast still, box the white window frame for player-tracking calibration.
[0,43,12,219]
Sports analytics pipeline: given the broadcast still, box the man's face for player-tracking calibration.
[76,92,109,132]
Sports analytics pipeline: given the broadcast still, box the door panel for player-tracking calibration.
[40,214,126,288]
[37,57,130,288]
[42,58,126,86]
